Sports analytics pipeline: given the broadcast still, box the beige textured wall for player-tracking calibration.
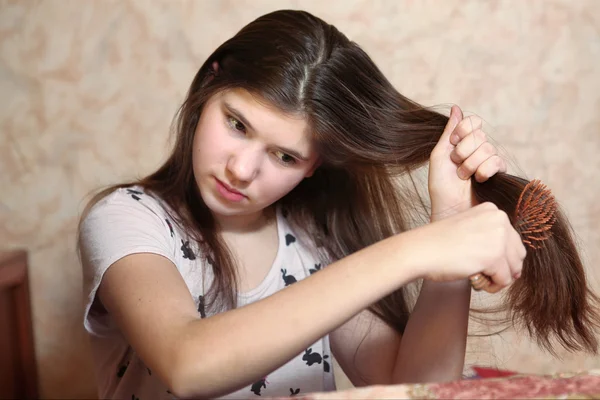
[1,0,599,398]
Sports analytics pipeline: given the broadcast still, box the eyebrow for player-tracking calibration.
[222,101,310,161]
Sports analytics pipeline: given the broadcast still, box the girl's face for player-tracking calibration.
[192,88,319,224]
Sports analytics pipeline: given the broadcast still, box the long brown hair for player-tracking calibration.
[79,9,599,354]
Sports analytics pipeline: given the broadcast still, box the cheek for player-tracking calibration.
[263,171,305,198]
[194,124,231,164]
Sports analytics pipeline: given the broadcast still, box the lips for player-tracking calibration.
[217,179,244,196]
[214,177,247,202]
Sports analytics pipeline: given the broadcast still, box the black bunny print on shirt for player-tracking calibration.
[309,263,322,274]
[281,269,297,286]
[165,218,175,238]
[302,348,323,366]
[282,232,298,285]
[323,353,331,373]
[285,234,296,246]
[181,240,196,260]
[126,189,143,201]
[198,295,206,318]
[250,376,268,396]
[117,361,129,378]
[303,348,331,372]
[206,254,215,267]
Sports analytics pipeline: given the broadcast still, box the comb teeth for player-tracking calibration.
[514,179,558,250]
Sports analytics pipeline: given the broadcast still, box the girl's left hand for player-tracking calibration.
[428,105,507,222]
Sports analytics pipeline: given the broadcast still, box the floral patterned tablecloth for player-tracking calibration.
[270,368,600,399]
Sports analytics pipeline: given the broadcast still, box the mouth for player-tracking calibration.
[214,177,247,202]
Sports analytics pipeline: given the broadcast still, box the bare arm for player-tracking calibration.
[330,309,401,386]
[392,279,471,383]
[329,278,470,387]
[388,213,475,383]
[98,230,422,399]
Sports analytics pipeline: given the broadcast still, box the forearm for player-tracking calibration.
[391,279,471,384]
[173,232,422,398]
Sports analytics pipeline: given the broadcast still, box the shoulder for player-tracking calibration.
[82,185,177,232]
[78,186,183,265]
[89,186,171,218]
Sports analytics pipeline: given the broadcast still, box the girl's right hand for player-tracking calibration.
[409,202,527,293]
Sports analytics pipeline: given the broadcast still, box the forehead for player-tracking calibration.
[218,88,313,144]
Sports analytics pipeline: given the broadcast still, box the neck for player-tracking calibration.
[214,206,276,234]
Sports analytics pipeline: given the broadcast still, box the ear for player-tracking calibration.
[205,61,220,84]
[211,61,220,75]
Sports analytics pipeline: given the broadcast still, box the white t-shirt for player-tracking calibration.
[79,186,336,399]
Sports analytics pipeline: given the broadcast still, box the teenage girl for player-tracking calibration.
[80,9,579,400]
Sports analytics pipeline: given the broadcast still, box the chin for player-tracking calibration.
[201,192,256,217]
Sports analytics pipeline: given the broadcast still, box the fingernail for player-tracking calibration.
[451,133,459,145]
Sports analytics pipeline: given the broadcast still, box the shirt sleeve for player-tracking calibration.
[78,188,177,336]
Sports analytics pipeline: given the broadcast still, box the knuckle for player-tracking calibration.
[481,141,495,155]
[516,262,524,274]
[461,159,476,174]
[475,129,487,143]
[490,211,510,234]
[468,115,483,129]
[498,211,510,226]
[480,201,498,211]
[474,164,490,181]
[517,242,527,260]
[454,122,467,138]
[449,149,460,162]
[455,144,468,160]
[495,155,505,168]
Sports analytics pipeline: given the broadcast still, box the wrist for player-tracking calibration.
[430,207,462,223]
[395,225,439,281]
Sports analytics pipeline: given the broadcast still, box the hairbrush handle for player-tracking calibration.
[469,273,492,291]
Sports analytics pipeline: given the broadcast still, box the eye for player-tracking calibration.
[226,115,246,133]
[273,150,296,166]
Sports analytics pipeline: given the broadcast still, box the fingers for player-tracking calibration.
[482,226,526,294]
[453,140,496,178]
[506,238,523,280]
[451,132,507,182]
[462,152,507,183]
[450,129,489,164]
[508,227,527,279]
[444,105,464,139]
[473,155,507,182]
[484,259,513,293]
[450,115,483,146]
[432,105,464,156]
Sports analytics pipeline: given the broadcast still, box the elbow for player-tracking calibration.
[167,345,229,400]
[167,354,212,400]
[168,366,214,399]
[167,375,198,400]
[169,372,232,400]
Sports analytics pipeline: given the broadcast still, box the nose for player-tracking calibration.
[226,145,262,183]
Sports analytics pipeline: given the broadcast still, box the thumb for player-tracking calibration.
[434,105,464,154]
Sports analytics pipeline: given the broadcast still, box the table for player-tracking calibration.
[0,250,38,399]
